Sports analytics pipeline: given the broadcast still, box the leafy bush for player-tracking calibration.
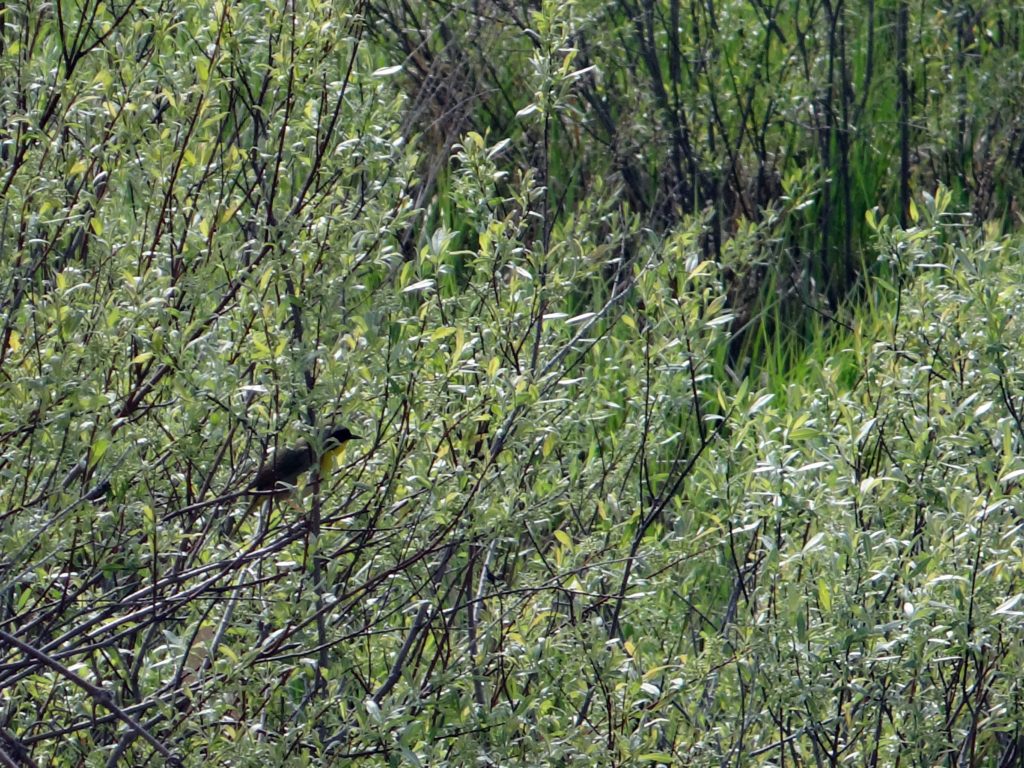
[3,1,1024,766]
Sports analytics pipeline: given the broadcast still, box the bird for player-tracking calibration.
[161,426,361,525]
[248,425,361,499]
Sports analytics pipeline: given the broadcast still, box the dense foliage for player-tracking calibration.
[2,1,1024,765]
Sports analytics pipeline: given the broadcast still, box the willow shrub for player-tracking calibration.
[2,0,1024,764]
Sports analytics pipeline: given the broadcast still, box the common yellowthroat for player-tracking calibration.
[249,425,361,497]
[161,427,360,524]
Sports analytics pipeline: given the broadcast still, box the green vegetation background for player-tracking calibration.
[3,0,1024,764]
